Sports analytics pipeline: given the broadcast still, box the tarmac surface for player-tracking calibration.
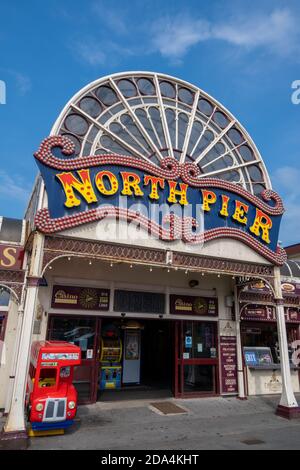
[16,393,300,450]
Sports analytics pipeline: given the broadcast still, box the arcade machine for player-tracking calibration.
[99,323,122,390]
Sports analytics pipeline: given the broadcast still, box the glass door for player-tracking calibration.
[174,320,219,397]
[47,315,101,404]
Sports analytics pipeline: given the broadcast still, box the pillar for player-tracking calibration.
[1,232,44,446]
[234,285,246,399]
[274,266,300,419]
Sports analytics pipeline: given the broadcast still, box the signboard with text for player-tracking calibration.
[33,136,286,265]
[170,295,218,316]
[0,244,24,270]
[220,336,238,394]
[241,306,300,323]
[52,285,110,311]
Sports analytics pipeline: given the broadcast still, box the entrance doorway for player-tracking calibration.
[174,320,219,397]
[98,318,174,401]
[47,315,219,404]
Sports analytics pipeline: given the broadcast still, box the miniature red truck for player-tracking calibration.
[26,341,81,433]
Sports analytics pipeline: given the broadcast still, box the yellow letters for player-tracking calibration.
[250,209,272,244]
[121,172,144,197]
[95,170,119,196]
[201,190,217,212]
[232,200,249,225]
[56,169,98,208]
[167,181,188,205]
[144,175,165,200]
[0,247,17,268]
[219,195,230,217]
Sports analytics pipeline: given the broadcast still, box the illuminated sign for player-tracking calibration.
[34,136,286,265]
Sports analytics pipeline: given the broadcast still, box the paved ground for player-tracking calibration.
[13,394,299,450]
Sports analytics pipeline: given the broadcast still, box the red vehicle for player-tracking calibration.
[26,341,81,431]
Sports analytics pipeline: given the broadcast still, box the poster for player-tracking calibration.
[220,336,238,394]
[125,331,140,360]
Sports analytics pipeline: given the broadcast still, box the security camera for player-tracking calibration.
[189,280,199,288]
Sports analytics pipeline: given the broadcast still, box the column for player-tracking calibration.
[4,259,28,414]
[274,266,300,418]
[2,232,44,443]
[234,285,246,399]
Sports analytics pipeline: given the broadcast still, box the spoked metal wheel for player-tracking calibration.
[52,71,271,198]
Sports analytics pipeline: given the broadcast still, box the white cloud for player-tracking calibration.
[75,41,106,66]
[151,16,210,62]
[150,8,299,61]
[0,170,31,203]
[272,166,300,247]
[13,72,31,95]
[92,1,128,35]
[0,69,31,95]
[214,9,293,46]
[69,6,300,67]
[72,37,136,67]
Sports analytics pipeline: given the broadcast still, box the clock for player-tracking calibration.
[193,297,208,315]
[78,288,98,309]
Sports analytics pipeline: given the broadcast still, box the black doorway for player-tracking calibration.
[141,319,173,390]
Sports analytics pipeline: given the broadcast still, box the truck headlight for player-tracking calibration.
[35,403,44,411]
[68,401,76,409]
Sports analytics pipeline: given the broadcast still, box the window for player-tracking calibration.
[182,321,217,359]
[0,288,10,307]
[0,313,7,341]
[38,368,57,388]
[114,290,165,314]
[48,316,96,360]
[183,364,216,393]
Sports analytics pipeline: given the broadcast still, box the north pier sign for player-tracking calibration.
[34,136,286,265]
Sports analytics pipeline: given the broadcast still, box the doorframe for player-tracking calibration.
[174,319,220,398]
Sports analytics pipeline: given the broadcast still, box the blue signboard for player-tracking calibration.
[33,136,286,265]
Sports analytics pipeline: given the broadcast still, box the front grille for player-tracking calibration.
[43,398,66,422]
[56,400,66,418]
[45,400,55,418]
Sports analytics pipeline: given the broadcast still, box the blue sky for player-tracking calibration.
[0,0,300,246]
